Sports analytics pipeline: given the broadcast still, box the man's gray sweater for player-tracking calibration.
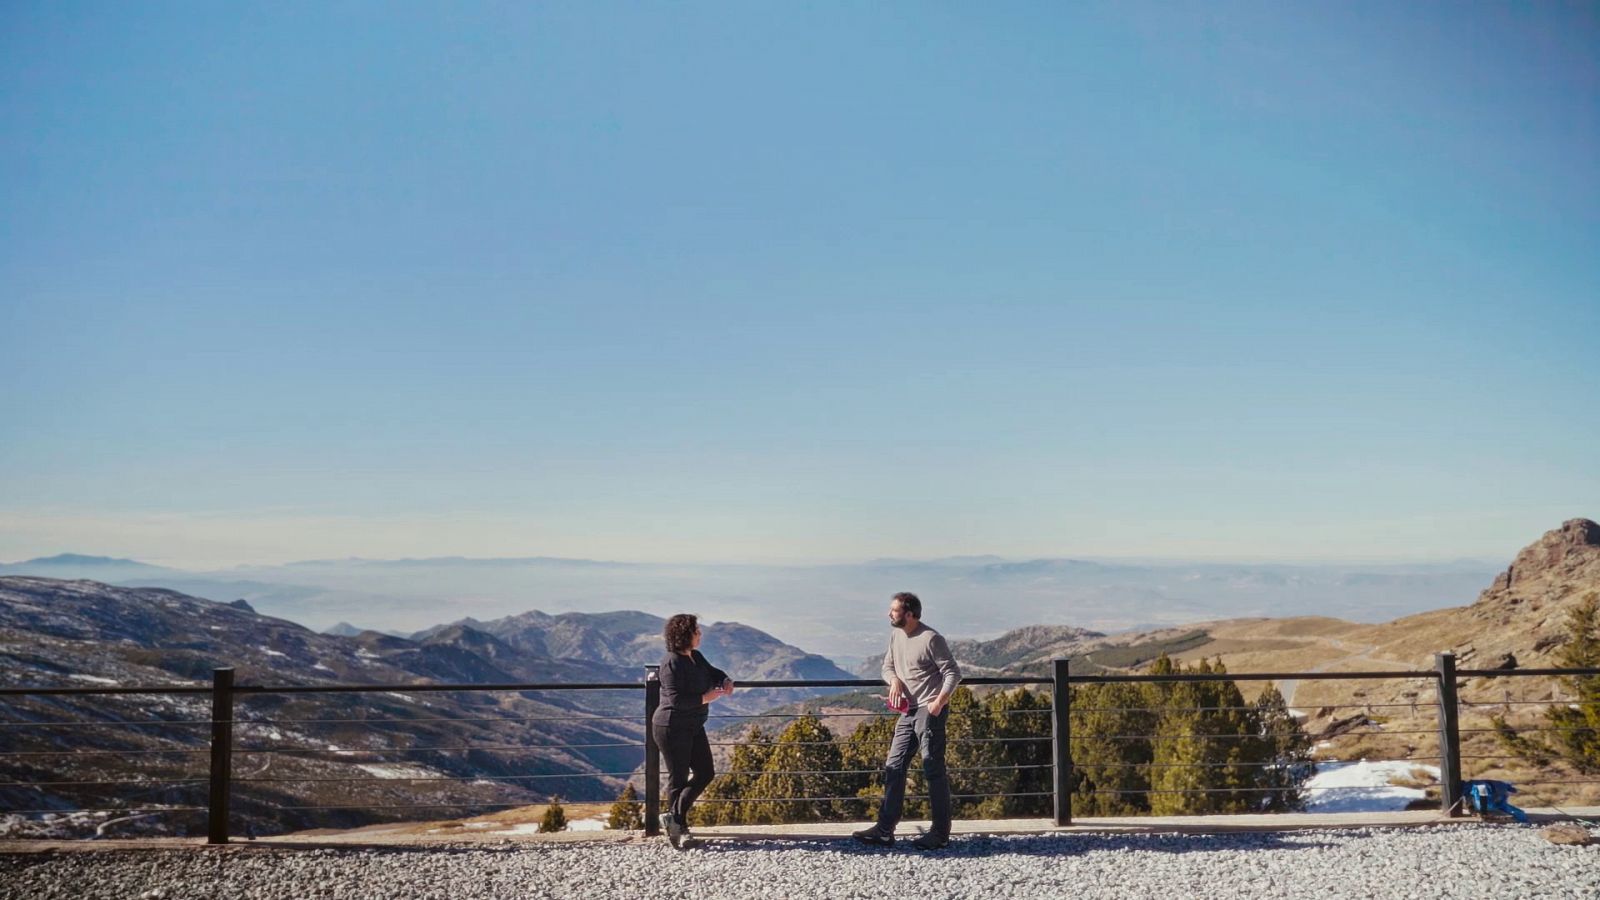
[880,622,962,709]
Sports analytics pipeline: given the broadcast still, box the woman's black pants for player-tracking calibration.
[652,721,715,822]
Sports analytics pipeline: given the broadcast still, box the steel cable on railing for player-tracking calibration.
[0,777,208,788]
[0,718,217,729]
[231,741,642,754]
[694,792,1054,805]
[1067,757,1439,769]
[706,709,1049,720]
[1082,786,1418,796]
[1065,702,1440,713]
[650,764,1052,778]
[266,802,584,812]
[706,736,1049,748]
[1459,754,1588,762]
[1076,729,1441,741]
[1457,699,1581,707]
[243,712,642,726]
[0,748,212,757]
[233,771,644,784]
[707,712,890,720]
[1459,720,1593,730]
[6,806,207,814]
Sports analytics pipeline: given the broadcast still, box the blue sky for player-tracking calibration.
[2,2,1596,567]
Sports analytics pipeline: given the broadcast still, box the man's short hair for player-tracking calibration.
[892,592,921,618]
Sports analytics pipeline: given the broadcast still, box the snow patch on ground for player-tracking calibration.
[1304,760,1440,813]
[501,817,609,834]
[66,674,119,684]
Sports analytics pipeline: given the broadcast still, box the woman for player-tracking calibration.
[651,613,734,850]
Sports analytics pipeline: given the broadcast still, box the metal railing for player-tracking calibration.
[2,653,1597,842]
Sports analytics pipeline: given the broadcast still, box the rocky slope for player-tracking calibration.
[1361,517,1600,670]
[0,577,856,838]
[1177,518,1600,690]
[1159,520,1600,807]
[948,519,1600,681]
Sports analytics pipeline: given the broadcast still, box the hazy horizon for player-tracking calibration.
[0,547,1509,660]
[0,545,1520,571]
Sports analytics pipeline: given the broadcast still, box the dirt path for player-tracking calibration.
[1279,638,1418,709]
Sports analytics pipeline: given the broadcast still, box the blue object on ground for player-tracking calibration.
[1463,779,1528,823]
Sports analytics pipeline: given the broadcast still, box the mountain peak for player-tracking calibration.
[13,553,152,567]
[1460,518,1600,659]
[1558,517,1600,547]
[1488,518,1600,594]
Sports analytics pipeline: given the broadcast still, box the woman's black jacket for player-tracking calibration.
[651,649,729,730]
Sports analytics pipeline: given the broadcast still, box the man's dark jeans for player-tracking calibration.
[874,705,950,837]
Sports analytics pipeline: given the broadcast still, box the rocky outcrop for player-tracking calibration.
[1479,518,1600,608]
[1350,519,1600,674]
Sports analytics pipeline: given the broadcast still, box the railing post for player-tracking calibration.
[1434,652,1463,816]
[643,665,661,836]
[1052,657,1072,826]
[207,667,235,844]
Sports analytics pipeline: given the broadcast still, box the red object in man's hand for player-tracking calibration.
[885,694,910,714]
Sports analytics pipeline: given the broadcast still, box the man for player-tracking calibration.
[853,591,961,850]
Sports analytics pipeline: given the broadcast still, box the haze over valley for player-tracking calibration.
[0,552,1500,661]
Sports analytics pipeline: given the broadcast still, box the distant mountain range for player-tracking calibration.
[0,576,854,839]
[0,551,1503,662]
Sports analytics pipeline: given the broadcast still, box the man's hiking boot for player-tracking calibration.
[851,827,895,848]
[912,830,950,851]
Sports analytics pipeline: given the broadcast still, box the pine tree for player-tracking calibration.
[749,715,847,823]
[946,686,1004,817]
[538,796,567,833]
[1146,657,1211,815]
[606,783,643,830]
[1494,592,1600,773]
[693,725,774,826]
[1147,657,1259,814]
[1070,680,1155,815]
[1548,592,1600,772]
[985,686,1053,817]
[1249,683,1314,812]
[1071,656,1318,815]
[840,712,898,821]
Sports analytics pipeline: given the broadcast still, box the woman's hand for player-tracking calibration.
[702,686,725,704]
[722,678,735,696]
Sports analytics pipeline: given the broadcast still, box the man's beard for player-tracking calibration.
[888,612,903,628]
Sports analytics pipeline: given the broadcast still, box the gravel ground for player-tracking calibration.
[2,825,1596,900]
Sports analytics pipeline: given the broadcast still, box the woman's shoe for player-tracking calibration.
[659,812,684,849]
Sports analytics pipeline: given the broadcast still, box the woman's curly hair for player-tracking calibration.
[663,613,699,654]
